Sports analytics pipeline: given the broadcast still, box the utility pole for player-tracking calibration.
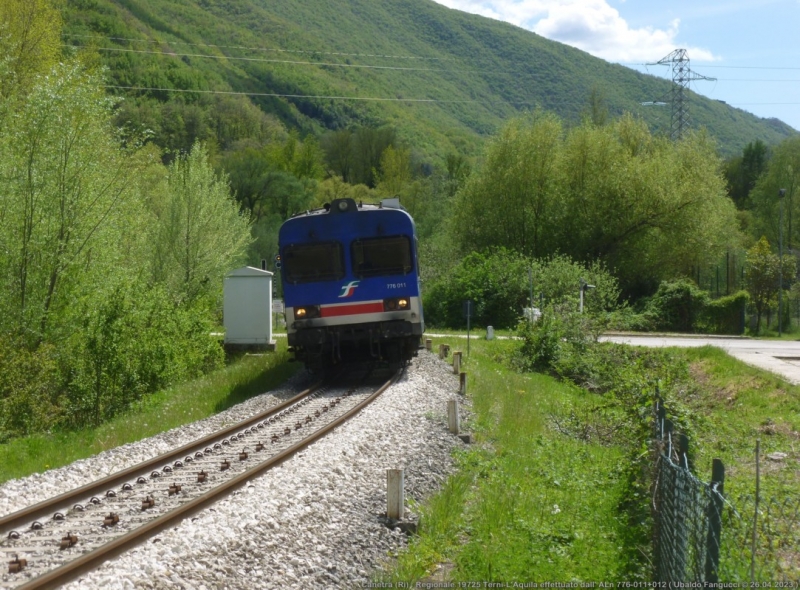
[649,49,716,141]
[780,189,786,336]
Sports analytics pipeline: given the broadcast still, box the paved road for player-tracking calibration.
[600,334,800,384]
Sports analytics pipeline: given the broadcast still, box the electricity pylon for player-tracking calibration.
[649,49,716,141]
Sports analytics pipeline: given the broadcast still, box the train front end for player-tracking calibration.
[278,198,423,371]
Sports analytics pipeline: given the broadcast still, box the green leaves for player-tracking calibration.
[0,62,137,343]
[450,113,739,295]
[422,249,620,329]
[0,64,250,438]
[745,236,796,333]
[152,142,252,301]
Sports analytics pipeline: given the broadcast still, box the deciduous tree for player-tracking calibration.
[151,143,252,300]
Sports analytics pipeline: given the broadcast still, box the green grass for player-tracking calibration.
[0,340,300,484]
[385,336,630,583]
[678,345,800,496]
[387,335,800,584]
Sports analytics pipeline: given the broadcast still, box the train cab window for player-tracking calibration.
[284,242,345,283]
[351,236,413,278]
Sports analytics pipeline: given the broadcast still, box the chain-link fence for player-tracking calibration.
[653,399,800,583]
[718,493,800,582]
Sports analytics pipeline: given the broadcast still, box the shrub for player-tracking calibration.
[699,291,748,335]
[643,279,709,332]
[64,282,224,428]
[423,250,620,329]
[0,341,64,441]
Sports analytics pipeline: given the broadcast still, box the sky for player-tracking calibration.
[431,0,800,132]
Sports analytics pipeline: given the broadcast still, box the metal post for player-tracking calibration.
[678,433,690,470]
[726,251,730,295]
[466,307,470,356]
[705,459,725,582]
[750,440,761,584]
[529,267,534,311]
[780,189,786,336]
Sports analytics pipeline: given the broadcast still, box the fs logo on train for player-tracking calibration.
[338,280,360,298]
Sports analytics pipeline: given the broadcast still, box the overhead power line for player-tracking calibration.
[104,86,800,108]
[102,85,537,106]
[64,45,504,75]
[65,34,457,61]
[72,35,800,72]
[625,62,800,71]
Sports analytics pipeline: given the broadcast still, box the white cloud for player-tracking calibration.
[433,0,718,63]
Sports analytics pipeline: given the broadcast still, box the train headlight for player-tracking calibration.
[383,298,410,311]
[294,306,320,319]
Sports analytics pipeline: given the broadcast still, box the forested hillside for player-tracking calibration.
[62,0,794,163]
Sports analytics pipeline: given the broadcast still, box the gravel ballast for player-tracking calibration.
[0,351,469,589]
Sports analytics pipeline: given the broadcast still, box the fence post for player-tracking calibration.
[453,351,462,375]
[750,440,760,584]
[664,419,674,459]
[447,398,460,434]
[678,433,690,470]
[387,468,405,520]
[705,458,725,583]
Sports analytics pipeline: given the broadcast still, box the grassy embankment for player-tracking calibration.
[0,339,300,485]
[680,346,800,497]
[387,336,633,583]
[385,338,800,584]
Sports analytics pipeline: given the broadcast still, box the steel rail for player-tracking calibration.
[15,368,402,590]
[0,380,323,538]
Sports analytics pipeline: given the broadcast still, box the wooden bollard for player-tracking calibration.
[448,398,460,434]
[459,372,467,395]
[438,344,445,359]
[387,468,405,519]
[453,351,462,375]
[425,338,432,352]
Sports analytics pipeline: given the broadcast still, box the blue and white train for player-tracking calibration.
[278,198,424,371]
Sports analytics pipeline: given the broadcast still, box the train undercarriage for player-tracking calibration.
[288,320,422,373]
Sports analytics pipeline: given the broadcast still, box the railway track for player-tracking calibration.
[0,366,403,590]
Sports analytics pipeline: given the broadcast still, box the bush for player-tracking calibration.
[0,341,64,441]
[64,283,224,428]
[423,250,620,329]
[699,291,748,335]
[643,279,709,332]
[423,248,530,329]
[643,280,747,335]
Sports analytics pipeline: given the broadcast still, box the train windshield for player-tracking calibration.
[284,242,345,283]
[351,236,413,278]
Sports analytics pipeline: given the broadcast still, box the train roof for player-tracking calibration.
[287,198,408,220]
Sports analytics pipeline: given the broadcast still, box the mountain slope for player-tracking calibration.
[63,0,796,160]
